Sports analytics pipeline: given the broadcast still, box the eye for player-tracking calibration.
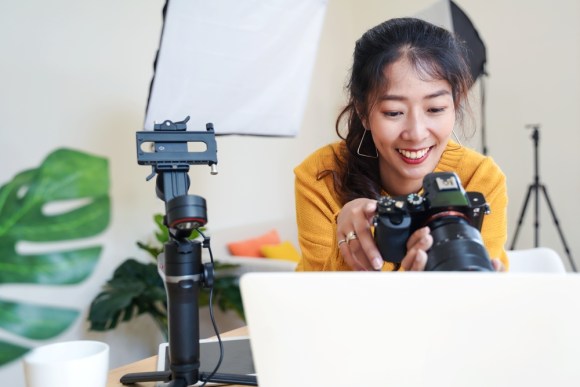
[428,107,447,114]
[382,111,402,117]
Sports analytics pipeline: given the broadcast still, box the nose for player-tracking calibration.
[401,110,429,142]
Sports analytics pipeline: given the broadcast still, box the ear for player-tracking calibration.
[355,105,369,130]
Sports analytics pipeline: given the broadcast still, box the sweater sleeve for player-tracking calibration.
[293,145,350,271]
[460,155,509,270]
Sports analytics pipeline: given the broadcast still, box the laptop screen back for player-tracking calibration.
[240,272,580,387]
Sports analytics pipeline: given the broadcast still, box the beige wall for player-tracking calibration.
[1,0,579,385]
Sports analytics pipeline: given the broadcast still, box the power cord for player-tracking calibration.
[197,229,224,387]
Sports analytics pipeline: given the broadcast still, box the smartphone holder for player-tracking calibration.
[120,117,256,386]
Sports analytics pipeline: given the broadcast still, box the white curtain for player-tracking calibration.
[144,0,328,136]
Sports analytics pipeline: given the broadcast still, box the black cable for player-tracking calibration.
[197,229,224,387]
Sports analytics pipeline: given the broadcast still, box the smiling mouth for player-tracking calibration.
[397,146,432,160]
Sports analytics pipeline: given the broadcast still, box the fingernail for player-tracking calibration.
[372,257,384,271]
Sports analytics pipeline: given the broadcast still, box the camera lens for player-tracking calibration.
[425,216,493,271]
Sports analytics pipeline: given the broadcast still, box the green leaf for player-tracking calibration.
[0,341,29,367]
[0,148,111,365]
[0,246,101,284]
[153,214,169,245]
[0,148,110,285]
[88,259,166,332]
[136,241,162,260]
[0,148,110,241]
[0,299,79,340]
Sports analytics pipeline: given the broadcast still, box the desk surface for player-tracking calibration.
[107,326,249,387]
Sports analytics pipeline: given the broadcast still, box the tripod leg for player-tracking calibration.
[539,184,577,272]
[510,184,535,250]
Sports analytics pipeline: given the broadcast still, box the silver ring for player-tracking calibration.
[346,231,357,244]
[338,239,347,248]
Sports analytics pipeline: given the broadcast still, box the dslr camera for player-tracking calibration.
[373,172,493,271]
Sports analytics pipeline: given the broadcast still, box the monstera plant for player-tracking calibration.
[0,148,110,366]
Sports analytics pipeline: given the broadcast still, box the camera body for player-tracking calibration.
[373,172,493,271]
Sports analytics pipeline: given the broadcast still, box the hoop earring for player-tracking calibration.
[357,130,378,159]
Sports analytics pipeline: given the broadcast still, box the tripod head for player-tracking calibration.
[525,123,540,144]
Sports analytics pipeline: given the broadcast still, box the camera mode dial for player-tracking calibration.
[407,193,423,207]
[377,196,397,214]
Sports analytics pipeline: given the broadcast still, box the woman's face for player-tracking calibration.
[365,58,456,196]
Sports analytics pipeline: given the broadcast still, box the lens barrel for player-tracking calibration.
[425,217,493,271]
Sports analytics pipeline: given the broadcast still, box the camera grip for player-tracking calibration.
[374,215,412,263]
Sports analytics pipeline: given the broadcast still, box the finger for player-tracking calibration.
[336,198,381,271]
[363,201,378,222]
[344,209,383,270]
[353,226,383,271]
[348,238,375,271]
[411,249,428,271]
[339,239,371,271]
[406,227,432,251]
[401,248,427,271]
[401,248,415,271]
[491,258,505,272]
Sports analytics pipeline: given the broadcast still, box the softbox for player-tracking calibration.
[144,0,328,136]
[415,0,487,82]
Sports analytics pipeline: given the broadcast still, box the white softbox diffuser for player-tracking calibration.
[144,0,328,136]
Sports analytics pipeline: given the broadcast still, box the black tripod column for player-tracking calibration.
[510,125,577,272]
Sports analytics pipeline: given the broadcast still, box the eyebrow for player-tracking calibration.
[379,89,452,101]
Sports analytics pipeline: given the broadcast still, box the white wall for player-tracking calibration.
[0,0,579,385]
[461,0,580,271]
[0,1,170,384]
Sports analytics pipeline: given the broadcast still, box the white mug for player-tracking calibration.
[23,340,109,387]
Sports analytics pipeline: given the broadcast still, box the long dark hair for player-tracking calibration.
[322,18,473,205]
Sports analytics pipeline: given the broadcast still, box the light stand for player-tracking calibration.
[479,70,488,155]
[119,117,257,386]
[509,124,577,272]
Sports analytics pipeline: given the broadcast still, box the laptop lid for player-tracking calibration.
[240,272,580,387]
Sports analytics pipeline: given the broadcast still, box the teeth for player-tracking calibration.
[398,147,429,159]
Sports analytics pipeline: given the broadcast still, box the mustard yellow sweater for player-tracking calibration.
[294,140,509,271]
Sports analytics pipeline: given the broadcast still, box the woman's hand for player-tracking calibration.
[337,199,504,273]
[400,226,433,271]
[491,258,505,272]
[336,198,383,271]
[400,227,506,272]
[337,200,435,272]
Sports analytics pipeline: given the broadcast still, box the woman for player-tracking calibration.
[294,18,508,272]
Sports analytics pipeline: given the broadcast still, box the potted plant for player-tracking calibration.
[87,214,243,339]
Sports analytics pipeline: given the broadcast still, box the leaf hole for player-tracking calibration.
[17,185,29,199]
[42,198,93,216]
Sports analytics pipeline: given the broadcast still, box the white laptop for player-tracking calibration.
[240,272,580,387]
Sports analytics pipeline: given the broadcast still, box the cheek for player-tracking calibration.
[369,124,399,146]
[433,115,456,139]
[368,115,400,138]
